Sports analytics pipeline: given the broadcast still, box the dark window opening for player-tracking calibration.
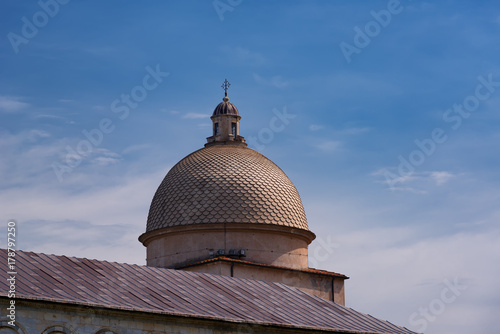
[231,122,236,137]
[214,123,219,136]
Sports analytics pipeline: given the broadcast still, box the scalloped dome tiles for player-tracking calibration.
[146,144,309,232]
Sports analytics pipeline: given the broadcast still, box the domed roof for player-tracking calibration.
[213,98,239,116]
[146,144,309,232]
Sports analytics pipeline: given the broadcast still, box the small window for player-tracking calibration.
[214,122,219,136]
[231,122,236,136]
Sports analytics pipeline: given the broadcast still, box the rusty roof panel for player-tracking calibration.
[0,249,417,334]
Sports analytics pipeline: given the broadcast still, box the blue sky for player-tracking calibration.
[1,1,500,333]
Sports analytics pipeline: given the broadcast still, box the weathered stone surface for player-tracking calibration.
[142,223,313,269]
[181,259,346,305]
[1,299,307,334]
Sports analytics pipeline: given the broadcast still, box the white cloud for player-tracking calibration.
[430,171,456,185]
[92,105,107,111]
[0,163,164,265]
[373,170,459,193]
[18,219,140,263]
[253,73,289,89]
[0,96,30,113]
[339,127,370,135]
[0,130,56,181]
[322,73,401,98]
[90,148,121,165]
[34,114,62,120]
[326,227,500,334]
[305,172,500,334]
[182,112,209,119]
[83,46,115,56]
[92,156,120,166]
[0,130,125,189]
[390,186,429,194]
[315,140,341,152]
[27,129,51,140]
[220,46,266,66]
[34,114,74,124]
[309,124,324,131]
[122,144,151,155]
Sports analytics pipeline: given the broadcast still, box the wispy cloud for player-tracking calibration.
[0,157,165,264]
[18,219,144,263]
[0,129,51,148]
[323,73,401,98]
[0,96,30,113]
[34,114,74,124]
[430,171,456,185]
[373,169,459,193]
[309,124,324,131]
[92,105,107,111]
[315,140,341,152]
[0,130,122,188]
[0,130,64,189]
[220,46,266,66]
[197,123,211,128]
[90,148,121,166]
[122,144,151,155]
[253,73,289,89]
[387,186,428,195]
[182,112,209,119]
[338,127,370,135]
[83,46,116,56]
[330,226,500,333]
[92,156,120,166]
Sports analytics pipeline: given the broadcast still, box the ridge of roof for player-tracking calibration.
[0,249,417,334]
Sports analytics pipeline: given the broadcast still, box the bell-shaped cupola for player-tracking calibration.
[206,79,246,146]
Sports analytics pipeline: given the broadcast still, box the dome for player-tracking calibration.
[146,144,309,232]
[213,99,239,116]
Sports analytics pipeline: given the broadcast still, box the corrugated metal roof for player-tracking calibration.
[0,249,417,334]
[176,256,349,279]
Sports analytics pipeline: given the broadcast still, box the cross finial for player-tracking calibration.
[221,79,231,97]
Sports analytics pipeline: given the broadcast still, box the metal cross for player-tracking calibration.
[221,79,230,97]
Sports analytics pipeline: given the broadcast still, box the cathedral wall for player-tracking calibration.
[181,261,346,306]
[209,114,241,142]
[143,223,312,269]
[0,299,330,334]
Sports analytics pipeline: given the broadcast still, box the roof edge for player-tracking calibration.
[175,256,349,279]
[0,296,380,334]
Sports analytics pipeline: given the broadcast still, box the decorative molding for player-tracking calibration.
[0,319,28,334]
[140,222,315,246]
[41,325,74,334]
